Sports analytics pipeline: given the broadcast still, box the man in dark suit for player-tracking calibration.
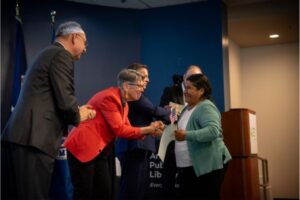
[160,65,202,199]
[116,63,170,200]
[1,21,96,200]
[159,74,184,107]
[160,65,203,108]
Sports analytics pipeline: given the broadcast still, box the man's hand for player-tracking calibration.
[79,105,96,122]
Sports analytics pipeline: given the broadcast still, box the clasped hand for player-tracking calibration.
[79,105,96,121]
[150,121,165,136]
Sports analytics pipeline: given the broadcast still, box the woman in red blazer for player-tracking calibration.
[64,69,164,200]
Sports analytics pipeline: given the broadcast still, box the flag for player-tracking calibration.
[50,10,56,43]
[11,15,27,112]
[169,107,177,124]
[49,138,74,200]
[51,23,55,43]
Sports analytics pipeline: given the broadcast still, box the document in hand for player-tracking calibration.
[169,101,185,116]
[158,124,176,162]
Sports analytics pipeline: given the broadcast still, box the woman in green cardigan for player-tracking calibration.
[174,74,231,200]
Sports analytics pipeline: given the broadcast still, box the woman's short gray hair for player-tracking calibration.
[55,21,84,37]
[117,69,143,87]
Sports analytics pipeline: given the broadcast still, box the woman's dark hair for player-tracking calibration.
[187,74,212,100]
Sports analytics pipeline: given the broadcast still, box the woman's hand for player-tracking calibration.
[175,129,186,141]
[150,121,165,136]
[140,121,165,136]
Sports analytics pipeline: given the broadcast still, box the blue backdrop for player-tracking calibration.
[1,0,227,199]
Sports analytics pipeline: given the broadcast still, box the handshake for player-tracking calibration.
[142,121,165,137]
[79,104,165,138]
[151,121,165,136]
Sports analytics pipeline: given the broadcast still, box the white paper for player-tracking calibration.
[115,157,121,177]
[249,113,258,154]
[158,124,176,162]
[169,102,185,116]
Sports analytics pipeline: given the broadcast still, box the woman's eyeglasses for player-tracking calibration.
[128,83,144,89]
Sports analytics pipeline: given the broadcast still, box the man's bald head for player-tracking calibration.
[184,65,203,85]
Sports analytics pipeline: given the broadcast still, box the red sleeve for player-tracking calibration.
[99,95,142,139]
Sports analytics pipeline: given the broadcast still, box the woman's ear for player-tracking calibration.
[122,82,129,92]
[199,88,205,96]
[122,82,130,100]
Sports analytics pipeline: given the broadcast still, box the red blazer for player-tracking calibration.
[64,87,143,162]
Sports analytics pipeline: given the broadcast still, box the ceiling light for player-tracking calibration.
[269,34,279,39]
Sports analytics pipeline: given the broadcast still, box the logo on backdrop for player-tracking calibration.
[149,153,163,189]
[57,147,67,160]
[56,137,67,160]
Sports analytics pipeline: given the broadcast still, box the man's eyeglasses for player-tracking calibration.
[76,34,88,48]
[142,75,149,81]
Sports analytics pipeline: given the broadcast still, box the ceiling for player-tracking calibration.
[65,0,299,47]
[226,0,298,47]
[66,0,205,9]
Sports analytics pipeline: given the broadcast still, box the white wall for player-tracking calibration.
[228,41,299,198]
[228,39,242,108]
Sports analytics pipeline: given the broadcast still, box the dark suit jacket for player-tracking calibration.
[116,95,170,154]
[159,84,184,107]
[2,43,80,158]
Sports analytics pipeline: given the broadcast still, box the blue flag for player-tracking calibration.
[49,138,74,200]
[11,16,27,112]
[51,23,56,43]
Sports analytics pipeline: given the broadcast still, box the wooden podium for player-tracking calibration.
[221,108,260,200]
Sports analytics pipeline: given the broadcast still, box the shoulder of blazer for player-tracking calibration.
[54,45,73,58]
[103,87,121,102]
[91,87,123,109]
[44,42,64,52]
[34,43,71,63]
[45,42,73,60]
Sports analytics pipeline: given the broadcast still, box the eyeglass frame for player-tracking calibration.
[76,33,88,48]
[128,82,144,89]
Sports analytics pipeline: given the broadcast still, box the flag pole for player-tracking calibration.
[16,0,20,17]
[50,10,56,43]
[51,10,56,25]
[11,0,27,112]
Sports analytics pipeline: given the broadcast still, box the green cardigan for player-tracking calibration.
[183,99,232,177]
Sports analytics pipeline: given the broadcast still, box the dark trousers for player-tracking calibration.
[117,149,150,200]
[67,151,112,200]
[176,164,228,200]
[1,141,55,200]
[161,141,178,200]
